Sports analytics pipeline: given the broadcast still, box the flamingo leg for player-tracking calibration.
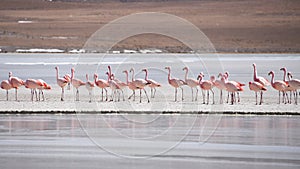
[143,88,150,103]
[35,89,38,101]
[153,88,157,98]
[278,91,281,104]
[255,92,258,105]
[175,88,177,102]
[195,88,198,101]
[191,87,194,101]
[226,91,229,103]
[15,89,18,101]
[237,92,240,102]
[260,91,263,105]
[89,91,92,103]
[104,88,108,101]
[181,87,184,101]
[6,90,8,101]
[76,89,79,101]
[230,92,234,105]
[211,89,215,104]
[61,87,64,101]
[220,90,223,104]
[140,89,142,103]
[207,90,209,105]
[121,90,125,101]
[202,90,205,104]
[101,88,104,101]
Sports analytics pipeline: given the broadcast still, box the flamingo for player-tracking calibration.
[106,71,121,102]
[268,71,288,104]
[1,80,12,101]
[142,68,161,98]
[165,66,186,102]
[221,75,243,105]
[248,82,267,105]
[8,72,24,101]
[36,79,51,101]
[111,73,126,101]
[212,73,227,104]
[71,68,85,101]
[287,72,300,104]
[24,79,43,101]
[252,63,270,103]
[197,73,214,104]
[123,70,139,101]
[64,74,71,90]
[130,68,150,103]
[224,71,245,103]
[85,74,95,103]
[280,67,294,104]
[55,66,68,101]
[94,73,109,101]
[182,67,199,101]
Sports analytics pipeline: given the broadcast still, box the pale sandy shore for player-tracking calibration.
[0,85,299,115]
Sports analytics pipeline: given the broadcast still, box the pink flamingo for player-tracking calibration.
[287,72,300,104]
[123,70,139,101]
[71,68,85,101]
[111,73,126,101]
[85,74,95,103]
[280,67,293,104]
[182,67,199,101]
[1,80,12,100]
[248,82,267,105]
[106,71,121,102]
[94,73,109,101]
[197,73,214,104]
[8,72,24,101]
[142,68,161,98]
[55,66,68,101]
[107,66,124,101]
[64,74,71,90]
[252,63,270,103]
[36,79,51,101]
[211,73,226,104]
[165,66,186,102]
[224,71,245,103]
[24,79,43,101]
[221,75,243,105]
[130,68,150,103]
[268,71,288,104]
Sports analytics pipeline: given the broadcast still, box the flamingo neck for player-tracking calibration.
[144,70,148,80]
[282,69,287,82]
[287,74,292,81]
[270,73,275,86]
[184,69,188,81]
[253,66,257,81]
[167,69,171,82]
[125,72,129,85]
[56,68,59,80]
[131,69,135,81]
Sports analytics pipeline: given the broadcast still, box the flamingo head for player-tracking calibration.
[287,72,293,78]
[94,73,98,79]
[129,68,134,72]
[122,70,128,74]
[71,68,75,72]
[210,76,215,81]
[217,72,222,78]
[111,74,115,79]
[105,72,109,76]
[280,67,286,72]
[142,68,147,72]
[268,71,274,76]
[197,74,203,81]
[252,63,256,67]
[165,66,170,70]
[182,67,188,71]
[8,72,12,77]
[224,71,229,78]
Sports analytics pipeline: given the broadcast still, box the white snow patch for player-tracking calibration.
[123,49,137,54]
[68,49,85,53]
[18,20,34,24]
[16,48,64,53]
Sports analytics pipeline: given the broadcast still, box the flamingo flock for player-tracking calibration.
[1,64,300,105]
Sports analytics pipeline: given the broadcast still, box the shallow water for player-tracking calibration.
[0,114,299,169]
